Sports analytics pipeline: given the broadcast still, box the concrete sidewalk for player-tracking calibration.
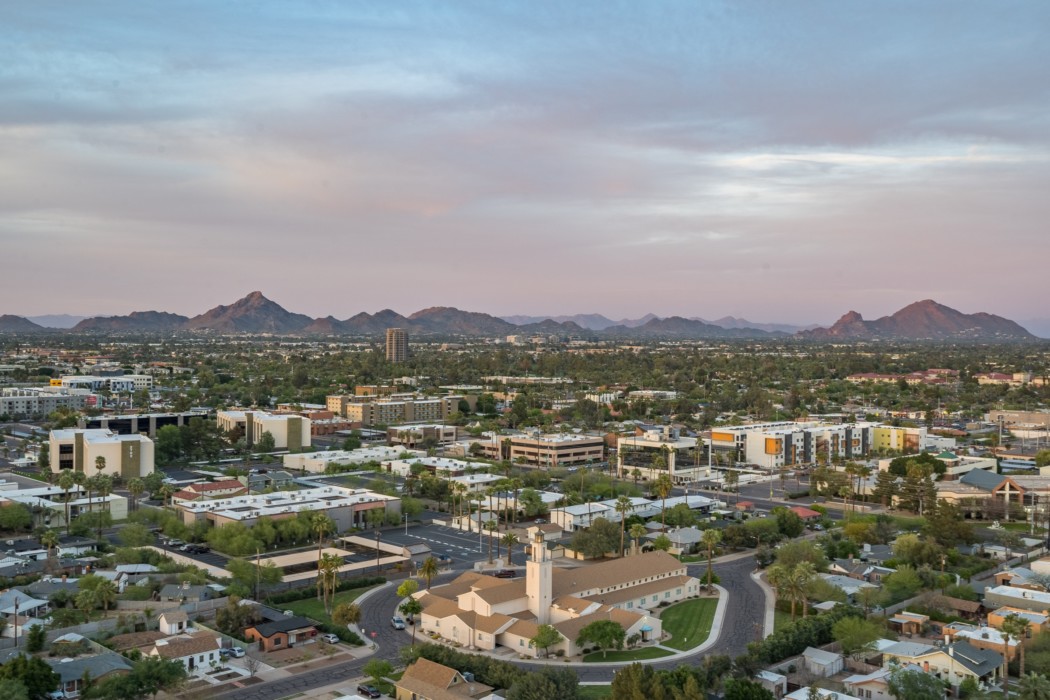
[750,570,776,638]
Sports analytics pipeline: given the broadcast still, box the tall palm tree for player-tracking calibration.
[158,483,175,507]
[701,528,722,588]
[58,471,75,535]
[629,523,647,555]
[419,556,439,590]
[501,532,518,566]
[127,477,145,512]
[94,475,113,544]
[317,552,342,614]
[1003,613,1031,682]
[654,474,673,529]
[311,513,335,599]
[484,520,497,563]
[615,495,633,556]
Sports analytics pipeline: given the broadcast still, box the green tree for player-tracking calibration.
[577,619,626,659]
[119,523,154,548]
[530,624,563,658]
[0,679,28,700]
[333,603,361,627]
[255,430,276,453]
[58,470,76,535]
[570,518,619,558]
[629,523,648,554]
[654,473,673,528]
[887,666,946,700]
[155,425,183,464]
[39,529,59,560]
[226,557,283,598]
[25,624,46,653]
[724,678,776,700]
[0,503,31,531]
[832,616,884,658]
[651,533,672,552]
[363,659,394,688]
[127,477,145,512]
[0,656,59,700]
[505,668,579,700]
[1004,613,1032,685]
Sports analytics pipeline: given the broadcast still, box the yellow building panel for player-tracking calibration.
[765,438,782,455]
[711,431,735,443]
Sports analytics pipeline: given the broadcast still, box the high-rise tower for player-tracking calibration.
[385,328,408,363]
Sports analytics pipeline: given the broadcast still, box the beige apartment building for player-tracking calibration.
[49,429,155,479]
[476,432,605,467]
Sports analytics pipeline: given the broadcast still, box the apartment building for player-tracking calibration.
[0,388,90,418]
[386,424,460,448]
[343,395,474,427]
[386,328,409,363]
[708,421,880,468]
[49,428,155,479]
[215,410,311,450]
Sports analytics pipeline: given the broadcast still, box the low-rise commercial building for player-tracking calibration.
[618,426,707,483]
[284,446,417,473]
[216,410,311,450]
[174,485,400,530]
[79,410,210,438]
[475,432,605,467]
[0,387,92,418]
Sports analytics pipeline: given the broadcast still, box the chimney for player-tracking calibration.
[924,661,930,672]
[61,574,67,582]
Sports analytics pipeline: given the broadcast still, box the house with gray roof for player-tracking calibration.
[46,651,133,698]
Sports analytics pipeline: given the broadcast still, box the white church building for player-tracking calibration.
[414,527,701,657]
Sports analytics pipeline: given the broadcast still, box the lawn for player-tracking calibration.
[578,685,612,699]
[774,609,794,632]
[280,585,377,625]
[583,647,673,663]
[660,597,718,651]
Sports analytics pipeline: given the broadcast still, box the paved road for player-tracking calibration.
[211,556,766,698]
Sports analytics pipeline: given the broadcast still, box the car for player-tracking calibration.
[391,616,406,630]
[167,539,185,548]
[357,685,381,699]
[227,646,245,658]
[320,633,339,644]
[534,518,547,524]
[491,569,516,578]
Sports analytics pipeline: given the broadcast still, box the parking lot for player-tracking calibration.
[380,522,490,567]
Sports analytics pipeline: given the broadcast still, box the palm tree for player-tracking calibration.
[39,529,60,561]
[766,564,790,617]
[127,477,145,512]
[484,520,498,564]
[501,532,518,566]
[789,562,816,619]
[1019,673,1050,700]
[94,580,118,618]
[654,474,673,529]
[701,528,722,588]
[94,475,113,545]
[158,483,175,507]
[419,556,439,590]
[317,553,342,614]
[58,471,75,535]
[75,589,97,620]
[629,523,647,555]
[1003,613,1031,682]
[615,495,633,556]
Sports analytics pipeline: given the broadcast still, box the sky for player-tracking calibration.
[3,1,1050,325]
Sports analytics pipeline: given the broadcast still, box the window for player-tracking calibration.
[274,638,282,647]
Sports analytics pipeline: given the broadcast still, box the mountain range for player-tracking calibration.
[0,293,1038,340]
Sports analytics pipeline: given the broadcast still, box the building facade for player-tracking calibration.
[386,328,409,363]
[49,429,155,479]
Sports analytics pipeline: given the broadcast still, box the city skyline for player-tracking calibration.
[4,3,1049,324]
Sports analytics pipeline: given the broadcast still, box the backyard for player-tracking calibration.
[280,585,377,625]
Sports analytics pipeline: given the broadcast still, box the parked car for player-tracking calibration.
[534,518,547,524]
[491,569,516,578]
[320,633,340,644]
[391,616,406,630]
[357,686,381,699]
[227,647,245,658]
[166,539,185,548]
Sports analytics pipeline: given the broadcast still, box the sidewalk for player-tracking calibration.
[750,570,776,638]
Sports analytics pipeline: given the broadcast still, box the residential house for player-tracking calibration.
[159,582,212,603]
[881,640,1002,689]
[245,616,318,652]
[819,574,878,601]
[247,470,296,492]
[755,670,787,699]
[983,585,1050,614]
[785,689,861,700]
[395,657,494,700]
[645,526,705,556]
[148,630,223,673]
[829,559,895,584]
[988,607,1050,636]
[46,650,133,699]
[171,479,248,503]
[789,506,822,522]
[844,665,923,700]
[802,647,844,677]
[943,623,1021,661]
[888,611,929,636]
[0,589,48,636]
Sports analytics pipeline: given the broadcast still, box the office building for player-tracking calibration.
[216,410,311,450]
[48,429,154,479]
[386,328,409,363]
[79,410,210,438]
[618,427,708,483]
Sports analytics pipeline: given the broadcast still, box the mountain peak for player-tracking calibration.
[802,300,1034,341]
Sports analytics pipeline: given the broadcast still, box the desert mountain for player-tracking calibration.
[603,316,777,339]
[26,314,85,329]
[801,300,1035,340]
[184,291,313,333]
[501,313,657,330]
[0,315,46,332]
[73,311,189,332]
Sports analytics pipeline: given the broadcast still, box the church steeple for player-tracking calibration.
[526,529,552,624]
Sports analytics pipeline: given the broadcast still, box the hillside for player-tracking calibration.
[800,300,1035,341]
